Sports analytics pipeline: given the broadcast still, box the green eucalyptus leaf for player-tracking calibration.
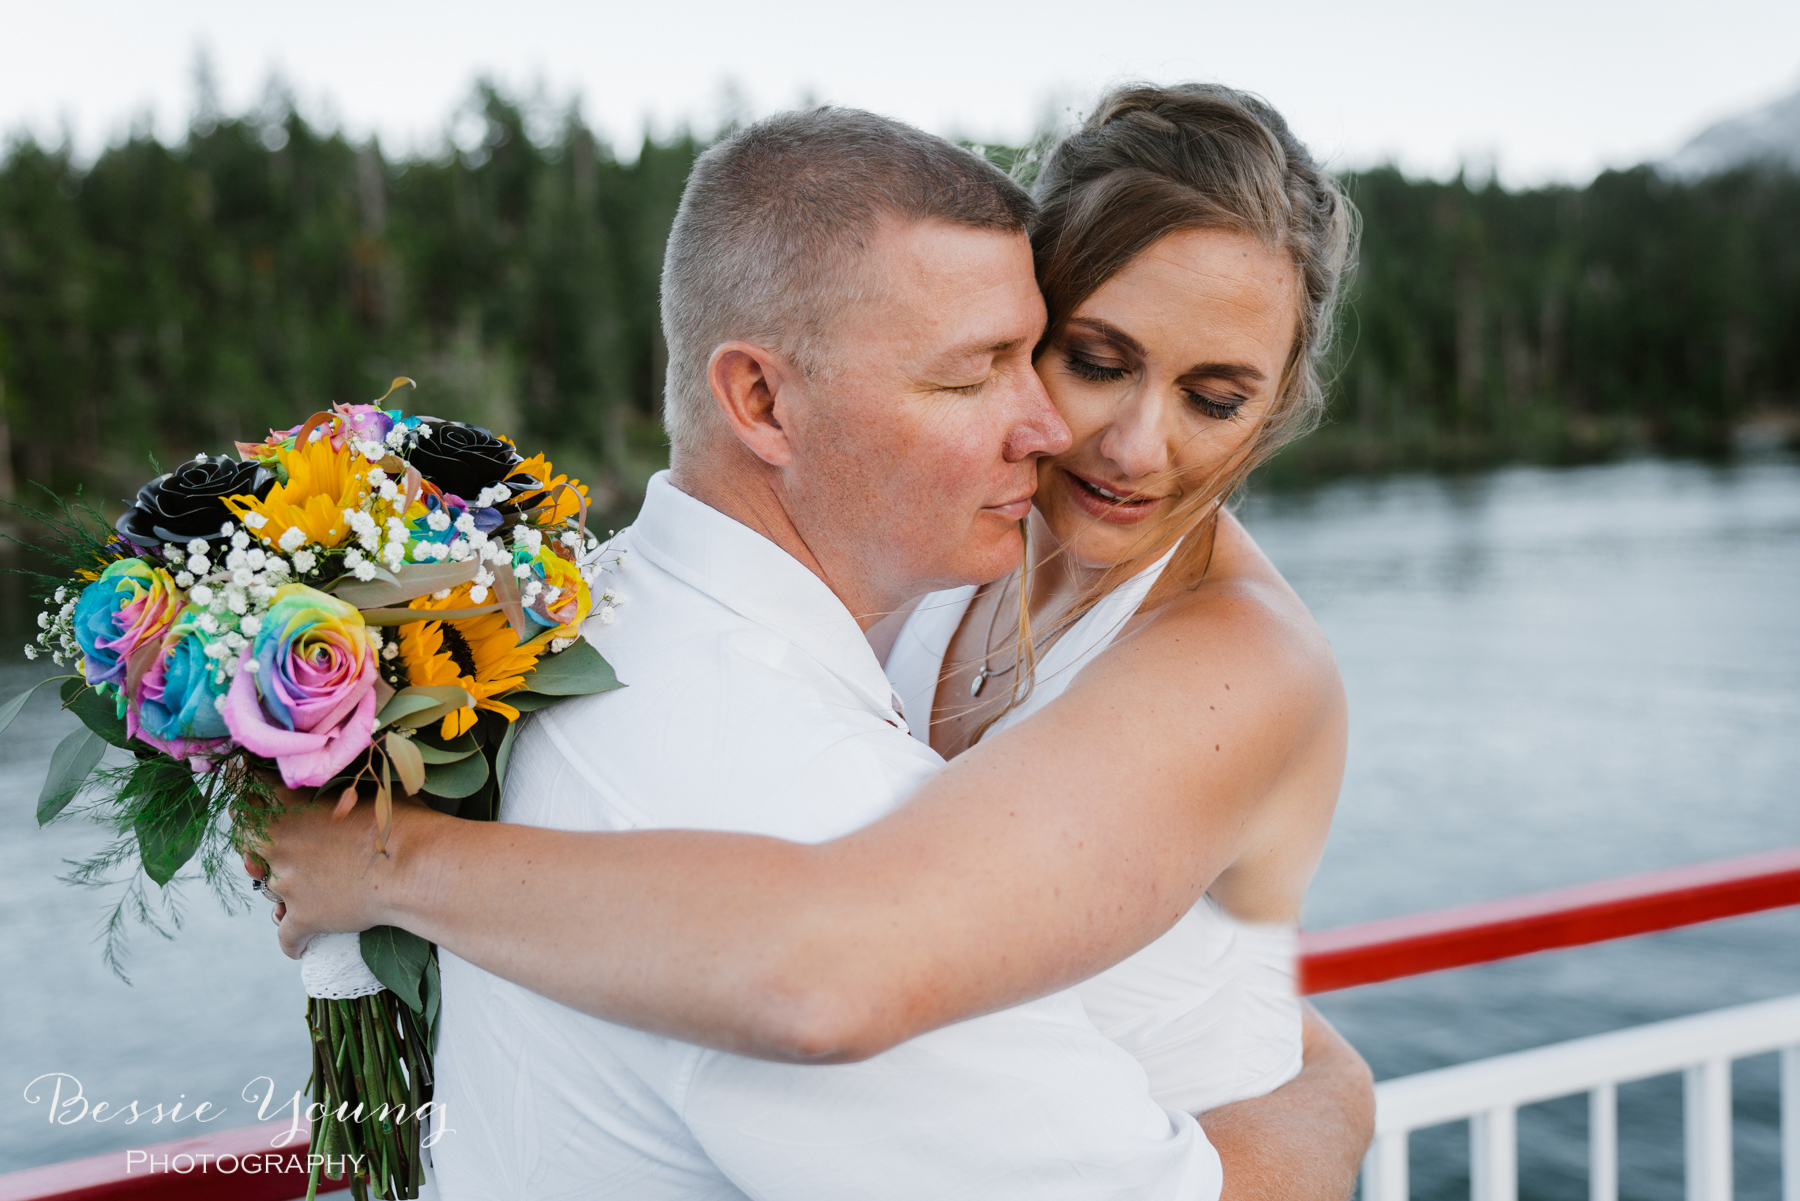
[130,761,208,886]
[414,741,477,764]
[499,691,562,713]
[422,954,442,1051]
[38,727,107,825]
[376,685,475,732]
[60,677,133,747]
[359,925,430,1012]
[327,561,479,608]
[0,674,77,738]
[493,721,520,792]
[422,749,489,799]
[522,640,621,697]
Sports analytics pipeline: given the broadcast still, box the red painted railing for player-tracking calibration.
[7,845,1800,1201]
[1296,844,1800,993]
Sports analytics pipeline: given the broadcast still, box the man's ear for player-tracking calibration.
[707,341,799,468]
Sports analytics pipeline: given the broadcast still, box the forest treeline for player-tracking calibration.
[0,85,1796,517]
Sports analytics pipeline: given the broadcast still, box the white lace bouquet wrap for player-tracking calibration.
[301,932,388,1000]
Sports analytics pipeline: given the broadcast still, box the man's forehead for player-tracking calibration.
[847,219,1043,353]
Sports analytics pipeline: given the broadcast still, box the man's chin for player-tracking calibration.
[940,530,1026,589]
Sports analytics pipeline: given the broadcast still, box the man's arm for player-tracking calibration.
[254,587,1344,1063]
[1203,1004,1374,1201]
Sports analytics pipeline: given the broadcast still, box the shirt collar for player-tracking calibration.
[629,472,908,731]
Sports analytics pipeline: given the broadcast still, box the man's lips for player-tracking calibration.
[982,493,1035,522]
[1061,469,1167,525]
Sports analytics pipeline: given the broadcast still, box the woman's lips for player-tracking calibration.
[1061,469,1164,525]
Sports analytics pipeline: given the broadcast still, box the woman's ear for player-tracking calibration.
[707,341,798,468]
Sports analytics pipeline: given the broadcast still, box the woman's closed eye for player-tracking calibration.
[1063,354,1130,383]
[1185,390,1246,421]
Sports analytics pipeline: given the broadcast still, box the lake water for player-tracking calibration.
[2,455,1797,1197]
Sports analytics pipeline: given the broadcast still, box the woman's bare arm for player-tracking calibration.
[257,577,1345,1063]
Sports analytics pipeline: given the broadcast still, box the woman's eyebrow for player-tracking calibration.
[1071,316,1267,384]
[1183,362,1267,385]
[1066,316,1146,357]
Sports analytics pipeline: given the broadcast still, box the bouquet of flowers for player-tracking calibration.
[1,380,622,1201]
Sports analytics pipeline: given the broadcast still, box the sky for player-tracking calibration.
[3,0,1798,187]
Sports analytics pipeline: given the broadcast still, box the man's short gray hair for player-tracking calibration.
[659,107,1036,456]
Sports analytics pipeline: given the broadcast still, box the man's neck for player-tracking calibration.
[668,451,899,632]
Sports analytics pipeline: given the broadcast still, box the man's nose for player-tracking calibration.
[1002,365,1072,462]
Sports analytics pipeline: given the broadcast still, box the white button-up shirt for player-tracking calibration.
[430,473,1222,1200]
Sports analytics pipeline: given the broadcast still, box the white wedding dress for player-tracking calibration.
[884,551,1304,1114]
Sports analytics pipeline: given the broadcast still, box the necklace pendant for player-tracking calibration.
[970,668,988,698]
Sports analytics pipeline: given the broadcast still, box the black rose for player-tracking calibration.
[408,422,529,502]
[115,456,276,547]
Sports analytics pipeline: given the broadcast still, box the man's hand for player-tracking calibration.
[1199,1003,1375,1201]
[242,785,436,959]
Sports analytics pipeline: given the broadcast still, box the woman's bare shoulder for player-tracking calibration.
[1116,511,1340,704]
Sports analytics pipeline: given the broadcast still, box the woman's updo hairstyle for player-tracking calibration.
[1030,82,1356,475]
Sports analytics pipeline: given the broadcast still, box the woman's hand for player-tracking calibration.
[241,785,438,959]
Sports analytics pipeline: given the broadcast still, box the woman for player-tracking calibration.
[263,83,1355,1114]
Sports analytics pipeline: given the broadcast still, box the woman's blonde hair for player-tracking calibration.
[971,82,1358,735]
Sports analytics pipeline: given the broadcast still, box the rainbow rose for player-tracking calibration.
[128,613,232,761]
[520,546,591,638]
[223,584,379,788]
[71,559,184,690]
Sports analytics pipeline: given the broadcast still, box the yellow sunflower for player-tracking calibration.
[510,453,588,526]
[397,585,547,739]
[225,434,377,550]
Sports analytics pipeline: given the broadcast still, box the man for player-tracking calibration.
[258,108,1372,1198]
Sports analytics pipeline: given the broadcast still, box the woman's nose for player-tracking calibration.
[1097,392,1172,481]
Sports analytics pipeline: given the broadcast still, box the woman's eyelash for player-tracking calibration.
[1064,355,1128,383]
[1186,392,1245,421]
[1065,352,1245,420]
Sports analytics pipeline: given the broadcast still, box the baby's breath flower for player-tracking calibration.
[432,588,452,600]
[352,561,378,582]
[240,614,262,636]
[23,645,38,661]
[190,584,215,607]
[291,549,317,574]
[382,642,399,661]
[242,511,268,530]
[231,531,250,551]
[278,527,306,553]
[175,571,196,588]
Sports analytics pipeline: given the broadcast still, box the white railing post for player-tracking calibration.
[1470,1106,1518,1201]
[1684,1057,1733,1201]
[1361,1132,1408,1201]
[1369,996,1800,1201]
[1782,1045,1799,1201]
[1589,1083,1617,1201]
